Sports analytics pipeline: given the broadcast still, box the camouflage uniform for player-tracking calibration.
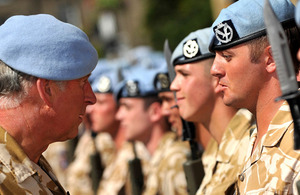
[0,126,68,194]
[196,109,255,195]
[43,141,70,189]
[67,130,116,195]
[142,131,190,195]
[97,141,151,195]
[236,101,300,194]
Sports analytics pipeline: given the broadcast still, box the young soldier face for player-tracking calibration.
[158,91,182,136]
[86,93,119,134]
[211,44,265,111]
[116,97,153,143]
[170,59,216,123]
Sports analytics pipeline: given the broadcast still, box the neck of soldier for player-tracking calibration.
[114,126,126,151]
[0,101,49,164]
[146,120,168,155]
[204,96,238,144]
[251,77,283,152]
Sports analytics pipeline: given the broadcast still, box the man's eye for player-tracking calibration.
[222,53,231,61]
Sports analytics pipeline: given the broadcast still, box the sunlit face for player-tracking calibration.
[170,59,216,122]
[86,93,119,134]
[52,75,96,140]
[116,98,153,143]
[210,44,264,110]
[158,91,182,136]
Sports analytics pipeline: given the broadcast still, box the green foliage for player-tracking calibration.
[96,0,120,9]
[144,0,213,51]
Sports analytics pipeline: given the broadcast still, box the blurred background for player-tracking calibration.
[0,0,297,59]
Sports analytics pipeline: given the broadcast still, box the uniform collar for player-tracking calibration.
[261,101,293,147]
[216,109,254,163]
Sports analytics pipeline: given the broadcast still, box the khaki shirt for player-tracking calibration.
[97,141,151,195]
[143,131,190,195]
[197,109,255,195]
[66,131,116,195]
[237,101,300,194]
[0,126,68,194]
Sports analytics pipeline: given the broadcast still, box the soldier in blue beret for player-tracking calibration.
[210,0,300,194]
[154,70,183,136]
[170,27,255,194]
[113,64,191,195]
[0,14,98,194]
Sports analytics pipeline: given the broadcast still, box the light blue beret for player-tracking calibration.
[0,14,98,80]
[125,46,165,69]
[91,60,124,93]
[171,27,215,66]
[114,65,159,100]
[296,0,300,27]
[209,0,295,51]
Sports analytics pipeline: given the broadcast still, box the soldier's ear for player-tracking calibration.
[36,78,53,106]
[148,102,162,122]
[265,46,276,73]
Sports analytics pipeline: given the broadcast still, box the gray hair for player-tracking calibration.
[0,61,37,109]
[0,61,67,109]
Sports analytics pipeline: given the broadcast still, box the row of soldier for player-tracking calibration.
[1,0,300,194]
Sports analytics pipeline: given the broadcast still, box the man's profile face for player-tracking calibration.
[116,97,152,142]
[86,93,119,134]
[158,91,182,135]
[170,60,215,122]
[52,75,96,141]
[211,44,264,110]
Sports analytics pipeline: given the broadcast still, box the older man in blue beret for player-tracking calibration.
[0,14,98,194]
[210,0,300,194]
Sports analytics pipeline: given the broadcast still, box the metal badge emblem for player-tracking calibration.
[183,39,199,58]
[157,73,170,90]
[126,80,139,96]
[97,76,111,93]
[214,21,234,44]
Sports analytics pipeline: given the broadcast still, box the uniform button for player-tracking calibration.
[239,174,244,182]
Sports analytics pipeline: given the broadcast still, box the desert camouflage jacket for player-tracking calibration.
[142,131,190,195]
[66,131,116,195]
[0,126,68,195]
[97,141,151,195]
[236,101,300,194]
[197,109,255,195]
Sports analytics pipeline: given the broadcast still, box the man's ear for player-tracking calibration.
[36,78,53,106]
[149,102,162,122]
[265,46,276,73]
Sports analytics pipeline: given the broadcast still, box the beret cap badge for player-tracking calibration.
[156,73,170,90]
[213,20,239,44]
[97,76,111,93]
[126,80,139,96]
[214,22,233,43]
[183,39,199,58]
